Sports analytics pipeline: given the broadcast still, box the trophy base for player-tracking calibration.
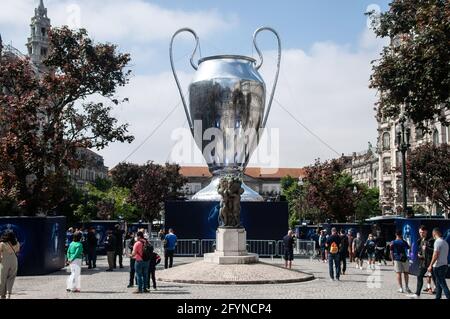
[191,176,263,202]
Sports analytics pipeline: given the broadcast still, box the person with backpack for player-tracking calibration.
[147,248,161,290]
[390,230,412,294]
[326,228,341,281]
[131,231,150,294]
[353,232,364,270]
[339,229,349,275]
[364,234,377,270]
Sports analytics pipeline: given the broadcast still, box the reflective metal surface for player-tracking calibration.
[170,27,281,201]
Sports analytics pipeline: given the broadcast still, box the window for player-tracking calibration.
[433,129,439,145]
[41,28,46,37]
[383,157,391,174]
[442,125,448,144]
[382,132,391,150]
[41,47,47,57]
[416,127,423,140]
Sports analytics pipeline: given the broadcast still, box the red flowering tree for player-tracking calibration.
[131,162,186,222]
[304,159,357,222]
[0,27,134,215]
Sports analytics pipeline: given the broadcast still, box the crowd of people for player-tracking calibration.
[65,226,177,294]
[294,225,449,299]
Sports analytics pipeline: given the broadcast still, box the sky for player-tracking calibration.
[0,0,392,169]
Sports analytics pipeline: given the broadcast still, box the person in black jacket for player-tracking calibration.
[146,246,161,290]
[127,233,137,288]
[339,229,349,275]
[86,227,98,269]
[409,225,436,298]
[375,231,387,266]
[104,230,116,272]
[113,224,124,269]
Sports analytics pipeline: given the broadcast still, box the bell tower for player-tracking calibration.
[26,0,51,69]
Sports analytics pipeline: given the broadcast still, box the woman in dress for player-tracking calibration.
[0,230,20,299]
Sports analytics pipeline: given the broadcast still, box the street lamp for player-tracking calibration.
[396,113,411,218]
[353,186,358,222]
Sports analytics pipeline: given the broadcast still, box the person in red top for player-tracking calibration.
[131,231,149,293]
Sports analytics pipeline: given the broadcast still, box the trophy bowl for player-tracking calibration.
[170,27,281,201]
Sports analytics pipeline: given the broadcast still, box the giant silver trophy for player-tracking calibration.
[170,27,281,202]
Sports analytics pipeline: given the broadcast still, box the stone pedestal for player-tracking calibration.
[204,228,259,264]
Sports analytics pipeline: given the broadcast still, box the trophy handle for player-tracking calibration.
[170,28,200,131]
[253,27,282,128]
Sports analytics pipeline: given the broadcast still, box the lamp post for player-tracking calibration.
[396,113,411,218]
[353,185,358,222]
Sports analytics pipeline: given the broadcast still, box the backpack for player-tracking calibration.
[155,253,161,265]
[330,242,339,254]
[141,241,153,262]
[366,240,376,253]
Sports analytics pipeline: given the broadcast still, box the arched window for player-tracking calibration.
[382,132,390,150]
[433,129,439,145]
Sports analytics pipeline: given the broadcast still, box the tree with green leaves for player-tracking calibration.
[0,27,134,215]
[74,180,140,222]
[354,186,381,222]
[408,143,450,218]
[281,175,323,227]
[368,0,450,126]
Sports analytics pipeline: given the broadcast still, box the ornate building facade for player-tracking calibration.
[343,143,379,189]
[0,0,108,187]
[376,111,450,215]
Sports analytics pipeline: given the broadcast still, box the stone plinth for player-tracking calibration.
[204,227,258,264]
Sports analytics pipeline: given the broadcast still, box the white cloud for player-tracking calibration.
[0,0,237,54]
[1,0,386,169]
[98,28,386,169]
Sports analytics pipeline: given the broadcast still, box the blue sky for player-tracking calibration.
[1,0,392,168]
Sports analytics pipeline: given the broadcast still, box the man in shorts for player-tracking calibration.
[283,230,295,269]
[390,229,411,294]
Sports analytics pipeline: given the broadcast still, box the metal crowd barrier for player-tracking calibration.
[246,240,277,258]
[201,239,216,255]
[149,238,164,255]
[174,239,201,257]
[143,238,316,258]
[276,239,316,260]
[295,240,316,260]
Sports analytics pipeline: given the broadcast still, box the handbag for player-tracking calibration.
[8,242,19,258]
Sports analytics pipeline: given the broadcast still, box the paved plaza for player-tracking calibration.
[12,256,448,299]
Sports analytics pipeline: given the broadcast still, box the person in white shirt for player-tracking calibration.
[427,228,450,299]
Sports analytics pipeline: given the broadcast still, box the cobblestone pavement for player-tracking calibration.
[12,256,448,299]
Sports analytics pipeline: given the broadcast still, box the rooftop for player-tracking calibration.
[179,166,305,179]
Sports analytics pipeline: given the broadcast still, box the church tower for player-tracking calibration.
[26,0,51,69]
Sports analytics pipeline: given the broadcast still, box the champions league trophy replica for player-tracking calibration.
[170,27,281,202]
[170,27,282,263]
